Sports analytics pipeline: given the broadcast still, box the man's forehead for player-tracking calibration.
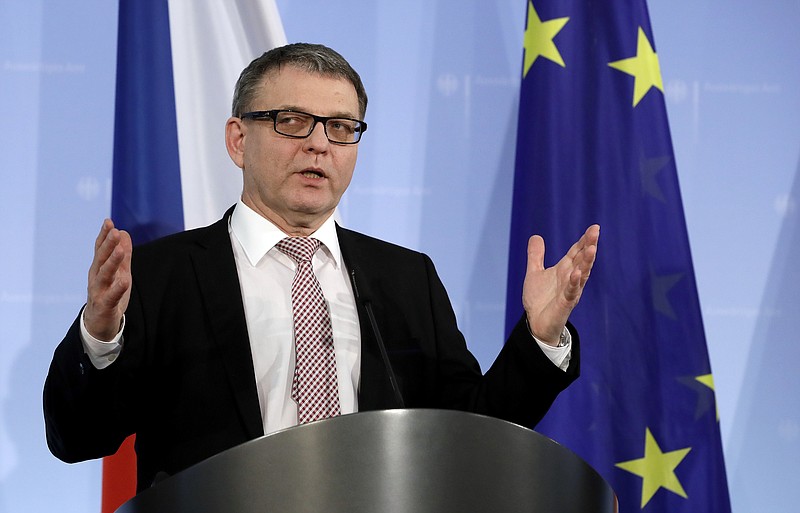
[254,66,359,115]
[259,65,356,94]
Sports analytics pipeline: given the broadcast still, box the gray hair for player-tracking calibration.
[231,43,368,119]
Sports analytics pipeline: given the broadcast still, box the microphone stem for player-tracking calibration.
[364,301,405,409]
[350,268,405,409]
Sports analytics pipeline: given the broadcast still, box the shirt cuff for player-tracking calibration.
[526,319,572,372]
[79,309,125,370]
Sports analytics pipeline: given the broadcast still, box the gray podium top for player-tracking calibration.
[117,409,617,513]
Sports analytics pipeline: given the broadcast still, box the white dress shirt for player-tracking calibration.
[229,202,360,435]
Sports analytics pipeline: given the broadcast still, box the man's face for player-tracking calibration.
[226,65,361,235]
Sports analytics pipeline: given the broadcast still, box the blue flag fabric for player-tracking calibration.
[112,0,184,245]
[505,1,732,511]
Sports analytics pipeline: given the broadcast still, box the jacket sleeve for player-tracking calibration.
[43,299,143,463]
[421,253,580,428]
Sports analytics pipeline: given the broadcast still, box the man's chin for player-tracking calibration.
[289,203,336,224]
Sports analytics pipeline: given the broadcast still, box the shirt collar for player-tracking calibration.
[230,200,342,268]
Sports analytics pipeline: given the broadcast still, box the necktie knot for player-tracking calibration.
[276,237,321,264]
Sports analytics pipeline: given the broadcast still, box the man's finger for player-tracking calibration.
[91,228,115,272]
[575,228,599,289]
[582,224,601,248]
[527,235,546,272]
[90,225,129,279]
[91,242,127,295]
[117,229,133,272]
[104,269,132,306]
[94,242,127,288]
[94,219,114,252]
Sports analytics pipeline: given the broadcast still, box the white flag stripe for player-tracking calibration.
[169,0,287,230]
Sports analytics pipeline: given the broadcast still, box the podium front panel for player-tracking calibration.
[117,409,616,513]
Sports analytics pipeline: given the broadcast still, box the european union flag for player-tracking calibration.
[505,1,732,511]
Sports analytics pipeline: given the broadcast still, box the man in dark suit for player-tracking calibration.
[44,43,600,491]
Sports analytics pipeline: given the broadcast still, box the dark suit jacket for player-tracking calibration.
[44,207,579,491]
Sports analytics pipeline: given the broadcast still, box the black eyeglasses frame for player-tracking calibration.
[239,109,367,144]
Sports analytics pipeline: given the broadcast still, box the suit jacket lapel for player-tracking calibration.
[336,225,401,411]
[191,206,264,439]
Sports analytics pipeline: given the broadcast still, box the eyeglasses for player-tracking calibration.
[240,109,367,144]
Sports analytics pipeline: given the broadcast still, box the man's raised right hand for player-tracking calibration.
[84,219,132,341]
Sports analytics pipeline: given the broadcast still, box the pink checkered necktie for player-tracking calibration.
[276,237,341,424]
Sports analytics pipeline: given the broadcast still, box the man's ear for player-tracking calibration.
[225,117,246,169]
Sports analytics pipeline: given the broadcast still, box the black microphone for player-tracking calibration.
[349,268,405,409]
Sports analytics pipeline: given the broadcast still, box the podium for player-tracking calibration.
[117,409,616,512]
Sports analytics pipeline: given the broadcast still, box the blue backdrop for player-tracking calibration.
[1,1,797,511]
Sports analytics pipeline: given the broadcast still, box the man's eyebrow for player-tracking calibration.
[278,105,360,119]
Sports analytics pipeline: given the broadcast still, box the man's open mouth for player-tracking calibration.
[301,168,325,179]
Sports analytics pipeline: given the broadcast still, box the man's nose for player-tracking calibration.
[304,121,330,151]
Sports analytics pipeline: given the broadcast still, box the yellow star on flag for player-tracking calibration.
[608,27,664,107]
[616,428,691,508]
[522,0,569,78]
[696,373,720,421]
